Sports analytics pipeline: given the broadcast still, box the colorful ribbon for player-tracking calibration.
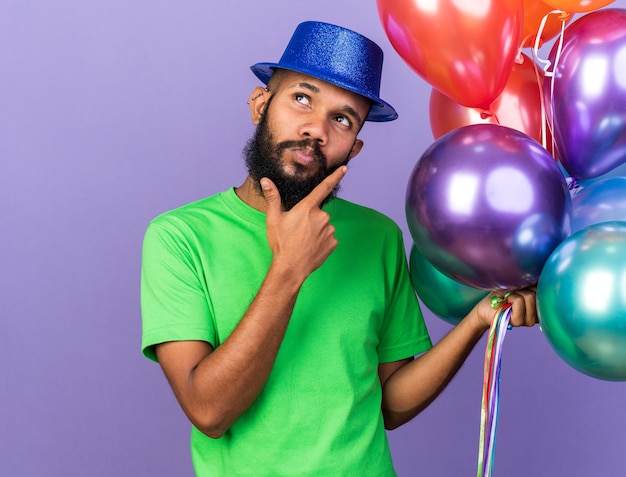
[476,301,512,477]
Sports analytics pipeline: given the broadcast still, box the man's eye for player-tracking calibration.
[335,115,351,127]
[295,93,310,105]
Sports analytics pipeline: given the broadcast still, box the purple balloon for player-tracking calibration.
[545,9,626,181]
[406,124,572,291]
[572,177,626,234]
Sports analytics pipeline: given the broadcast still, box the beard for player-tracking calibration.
[243,106,348,211]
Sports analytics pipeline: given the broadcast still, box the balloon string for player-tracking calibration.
[531,10,568,156]
[476,304,512,477]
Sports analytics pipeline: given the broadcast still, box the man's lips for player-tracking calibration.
[291,147,317,166]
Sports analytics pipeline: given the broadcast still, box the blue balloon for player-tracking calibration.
[577,162,626,189]
[537,221,626,381]
[572,177,626,234]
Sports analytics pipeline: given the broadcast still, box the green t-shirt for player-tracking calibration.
[141,188,432,476]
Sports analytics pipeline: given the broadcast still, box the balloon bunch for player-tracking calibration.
[379,0,626,473]
[379,0,626,374]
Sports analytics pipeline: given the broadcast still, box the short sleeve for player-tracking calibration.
[140,219,216,362]
[377,231,432,363]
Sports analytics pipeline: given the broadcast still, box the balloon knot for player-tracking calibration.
[490,292,511,310]
[566,176,580,190]
[557,10,571,21]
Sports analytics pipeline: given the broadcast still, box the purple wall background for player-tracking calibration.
[2,1,626,475]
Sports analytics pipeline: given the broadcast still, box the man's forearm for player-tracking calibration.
[157,261,305,438]
[381,311,489,429]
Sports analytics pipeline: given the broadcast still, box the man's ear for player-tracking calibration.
[248,87,270,125]
[347,139,364,161]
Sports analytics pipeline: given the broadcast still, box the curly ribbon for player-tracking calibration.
[476,299,512,477]
[530,10,568,156]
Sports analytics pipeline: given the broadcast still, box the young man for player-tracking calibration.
[141,21,537,476]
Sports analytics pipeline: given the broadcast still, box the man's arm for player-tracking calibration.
[379,288,537,430]
[154,166,347,439]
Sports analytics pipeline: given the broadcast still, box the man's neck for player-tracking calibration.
[235,176,268,213]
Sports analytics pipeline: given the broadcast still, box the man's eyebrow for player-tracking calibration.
[297,82,320,93]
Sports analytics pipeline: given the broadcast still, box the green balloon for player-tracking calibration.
[537,221,626,381]
[409,245,488,325]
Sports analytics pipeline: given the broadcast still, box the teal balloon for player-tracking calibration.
[537,222,626,381]
[409,245,488,325]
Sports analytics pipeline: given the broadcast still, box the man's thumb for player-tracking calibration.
[261,178,281,214]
